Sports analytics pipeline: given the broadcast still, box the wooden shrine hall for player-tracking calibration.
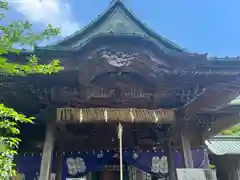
[3,0,240,180]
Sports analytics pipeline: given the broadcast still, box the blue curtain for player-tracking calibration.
[62,151,115,179]
[15,148,209,179]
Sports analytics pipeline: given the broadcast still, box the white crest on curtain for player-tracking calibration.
[113,153,119,158]
[97,153,103,158]
[151,156,168,174]
[66,157,86,175]
[133,153,139,159]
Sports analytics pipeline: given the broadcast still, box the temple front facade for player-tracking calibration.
[5,0,240,180]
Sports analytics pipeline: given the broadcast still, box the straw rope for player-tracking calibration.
[56,108,174,123]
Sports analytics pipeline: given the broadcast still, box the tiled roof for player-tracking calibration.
[229,98,240,105]
[46,0,186,52]
[205,136,240,155]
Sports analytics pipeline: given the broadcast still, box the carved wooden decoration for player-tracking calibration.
[30,86,199,108]
[75,45,170,85]
[185,79,240,115]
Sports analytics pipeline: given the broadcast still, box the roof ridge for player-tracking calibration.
[50,1,119,47]
[229,99,240,105]
[117,2,186,52]
[46,0,186,52]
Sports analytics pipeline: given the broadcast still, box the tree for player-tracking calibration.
[0,1,62,179]
[221,124,240,136]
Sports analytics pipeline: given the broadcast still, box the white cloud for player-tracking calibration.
[9,0,80,37]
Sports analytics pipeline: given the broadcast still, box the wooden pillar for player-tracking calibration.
[39,124,55,180]
[55,155,63,180]
[180,130,194,168]
[166,139,177,180]
[88,172,92,180]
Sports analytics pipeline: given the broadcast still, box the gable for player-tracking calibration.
[71,7,147,48]
[48,1,184,52]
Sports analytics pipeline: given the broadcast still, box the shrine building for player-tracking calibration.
[5,0,240,180]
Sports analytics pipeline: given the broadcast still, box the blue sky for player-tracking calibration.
[6,0,240,56]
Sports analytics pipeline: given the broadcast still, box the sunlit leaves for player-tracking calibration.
[0,104,32,179]
[221,124,240,136]
[0,0,62,179]
[0,19,62,76]
[0,20,60,54]
[0,1,61,77]
[0,55,62,76]
[0,1,7,19]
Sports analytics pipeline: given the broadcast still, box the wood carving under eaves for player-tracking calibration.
[1,83,202,113]
[193,114,219,129]
[75,45,170,85]
[35,86,200,108]
[184,78,240,115]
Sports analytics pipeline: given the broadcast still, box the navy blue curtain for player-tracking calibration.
[15,148,209,179]
[62,151,115,179]
[15,155,57,180]
[174,149,209,168]
[123,149,208,177]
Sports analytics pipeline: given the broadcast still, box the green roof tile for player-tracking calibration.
[229,99,240,105]
[43,0,186,53]
[206,136,240,155]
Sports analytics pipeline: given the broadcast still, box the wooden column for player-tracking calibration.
[180,130,194,168]
[87,172,92,180]
[55,155,63,180]
[39,124,55,180]
[166,139,177,180]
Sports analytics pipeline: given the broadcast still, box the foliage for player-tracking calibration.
[0,0,63,179]
[210,164,216,170]
[0,104,34,178]
[221,124,240,136]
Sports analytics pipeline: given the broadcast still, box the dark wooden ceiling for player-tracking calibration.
[19,123,173,152]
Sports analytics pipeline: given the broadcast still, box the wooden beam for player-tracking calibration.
[39,124,55,180]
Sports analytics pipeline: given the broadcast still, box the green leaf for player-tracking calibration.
[0,144,6,152]
[0,0,62,178]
